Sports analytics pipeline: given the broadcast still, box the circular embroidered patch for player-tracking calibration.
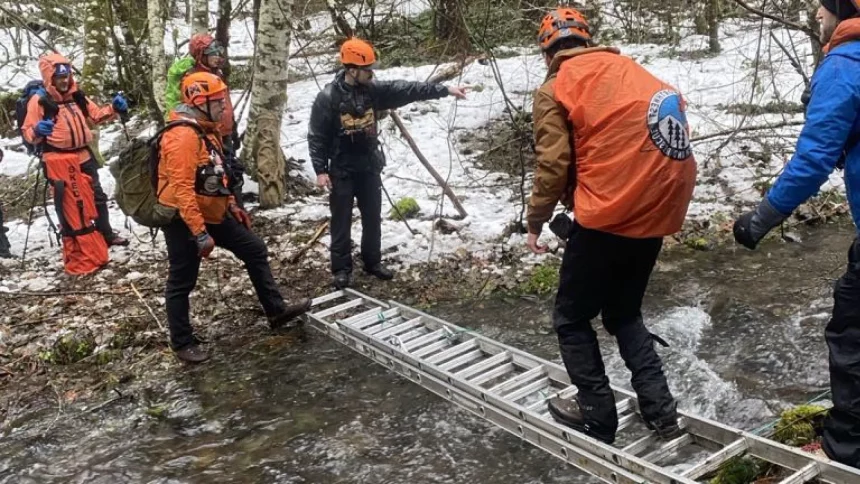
[647,90,692,160]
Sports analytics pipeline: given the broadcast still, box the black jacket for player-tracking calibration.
[308,70,449,176]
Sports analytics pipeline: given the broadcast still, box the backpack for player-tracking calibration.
[15,80,89,155]
[110,120,213,227]
[164,57,197,119]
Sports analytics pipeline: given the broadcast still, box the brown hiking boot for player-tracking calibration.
[174,344,210,363]
[269,298,312,330]
[547,397,616,444]
[106,233,130,247]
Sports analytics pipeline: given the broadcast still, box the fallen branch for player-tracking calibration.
[0,289,137,298]
[288,220,329,264]
[390,112,468,219]
[691,121,805,143]
[732,0,820,42]
[131,282,164,331]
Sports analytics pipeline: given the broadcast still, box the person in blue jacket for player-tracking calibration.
[733,0,860,468]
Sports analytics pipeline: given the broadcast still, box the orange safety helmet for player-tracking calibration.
[340,37,377,67]
[537,7,592,52]
[181,72,228,107]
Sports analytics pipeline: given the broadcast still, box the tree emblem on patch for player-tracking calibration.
[647,89,692,160]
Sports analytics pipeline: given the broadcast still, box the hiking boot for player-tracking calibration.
[547,397,616,444]
[0,250,12,259]
[106,233,130,247]
[269,298,312,329]
[646,417,684,441]
[364,264,394,281]
[174,344,210,363]
[333,271,352,289]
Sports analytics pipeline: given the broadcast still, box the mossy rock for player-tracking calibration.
[48,330,96,365]
[709,456,764,484]
[773,404,827,447]
[519,263,559,296]
[389,197,420,221]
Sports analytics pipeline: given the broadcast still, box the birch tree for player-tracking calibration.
[82,0,109,93]
[193,0,208,34]
[242,0,292,208]
[148,0,167,113]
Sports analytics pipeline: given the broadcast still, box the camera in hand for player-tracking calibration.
[549,213,573,240]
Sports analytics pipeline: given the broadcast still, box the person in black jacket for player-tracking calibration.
[0,149,12,259]
[308,38,467,289]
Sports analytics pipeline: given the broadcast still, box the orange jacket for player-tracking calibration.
[22,53,116,163]
[158,109,234,235]
[545,48,696,238]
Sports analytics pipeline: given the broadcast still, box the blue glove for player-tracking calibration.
[35,120,54,137]
[112,94,128,114]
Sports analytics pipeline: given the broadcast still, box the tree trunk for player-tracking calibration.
[807,0,823,66]
[242,0,292,208]
[192,0,208,34]
[82,0,109,94]
[707,0,721,53]
[216,0,231,79]
[434,0,471,54]
[148,0,168,114]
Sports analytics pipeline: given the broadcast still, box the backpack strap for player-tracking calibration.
[149,119,224,190]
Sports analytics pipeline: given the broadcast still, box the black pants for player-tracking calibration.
[553,222,676,434]
[329,171,382,274]
[823,238,860,468]
[79,158,114,239]
[0,203,10,255]
[163,217,286,350]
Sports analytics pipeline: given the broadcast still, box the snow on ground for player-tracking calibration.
[0,7,840,277]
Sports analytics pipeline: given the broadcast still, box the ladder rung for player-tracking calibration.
[351,308,400,330]
[313,298,364,319]
[622,434,657,456]
[616,398,635,413]
[641,434,694,463]
[366,316,406,335]
[411,338,452,359]
[426,339,479,365]
[393,328,428,345]
[681,438,748,479]
[373,317,424,339]
[403,329,445,352]
[525,385,576,412]
[777,462,819,484]
[503,377,551,403]
[455,351,510,379]
[338,306,383,326]
[488,366,545,395]
[470,362,515,386]
[439,349,485,372]
[310,290,346,307]
[617,412,639,431]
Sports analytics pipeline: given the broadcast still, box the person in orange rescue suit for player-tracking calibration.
[22,53,130,275]
[525,7,697,445]
[158,72,311,363]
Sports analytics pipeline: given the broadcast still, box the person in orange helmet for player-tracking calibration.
[526,7,696,445]
[308,37,467,289]
[158,72,311,363]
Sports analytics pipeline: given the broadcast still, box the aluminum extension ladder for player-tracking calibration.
[303,289,860,484]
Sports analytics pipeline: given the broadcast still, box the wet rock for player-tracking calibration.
[434,218,461,235]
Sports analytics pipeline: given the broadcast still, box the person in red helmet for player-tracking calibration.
[527,7,696,445]
[187,33,245,206]
[308,37,467,289]
[157,72,310,363]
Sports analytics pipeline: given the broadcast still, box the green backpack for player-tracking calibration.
[164,56,196,119]
[110,121,210,227]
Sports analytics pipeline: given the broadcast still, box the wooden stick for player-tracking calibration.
[288,221,330,264]
[389,112,468,219]
[131,282,164,331]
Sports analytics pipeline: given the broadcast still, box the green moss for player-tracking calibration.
[709,456,763,484]
[49,331,96,365]
[519,263,559,296]
[773,404,827,447]
[389,197,420,220]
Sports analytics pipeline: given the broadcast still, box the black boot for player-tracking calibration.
[365,264,393,280]
[269,298,312,329]
[0,229,12,259]
[557,340,619,441]
[333,271,352,289]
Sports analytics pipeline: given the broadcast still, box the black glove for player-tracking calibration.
[196,232,215,258]
[733,198,788,250]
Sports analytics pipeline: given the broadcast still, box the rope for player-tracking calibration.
[751,389,832,436]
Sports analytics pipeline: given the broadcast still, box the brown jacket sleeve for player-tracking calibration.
[527,80,573,235]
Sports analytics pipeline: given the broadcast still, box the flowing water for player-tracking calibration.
[1,222,855,483]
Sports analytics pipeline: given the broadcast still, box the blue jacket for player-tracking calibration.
[767,37,860,229]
